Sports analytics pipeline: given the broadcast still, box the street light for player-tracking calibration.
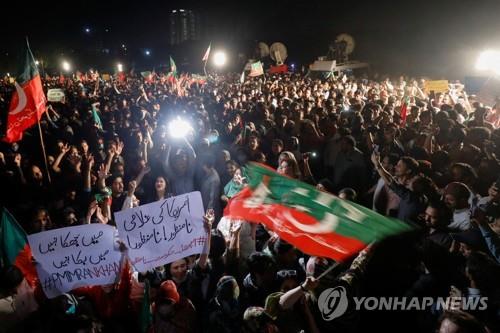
[35,60,40,65]
[117,63,123,72]
[62,61,71,72]
[476,50,500,75]
[145,50,151,56]
[213,51,227,67]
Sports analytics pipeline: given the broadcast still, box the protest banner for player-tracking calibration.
[47,88,65,103]
[114,191,207,272]
[424,80,449,93]
[27,224,122,298]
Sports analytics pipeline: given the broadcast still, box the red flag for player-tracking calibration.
[3,40,46,143]
[400,97,409,126]
[118,72,126,83]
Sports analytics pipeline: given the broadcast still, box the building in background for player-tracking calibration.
[169,9,200,46]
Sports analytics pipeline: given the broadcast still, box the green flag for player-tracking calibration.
[224,163,413,261]
[170,56,177,77]
[0,208,37,285]
[140,280,152,333]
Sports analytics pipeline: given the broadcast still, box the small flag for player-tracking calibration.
[249,61,264,77]
[2,39,46,143]
[224,163,413,261]
[400,97,410,126]
[240,71,245,84]
[170,56,177,77]
[139,280,152,333]
[202,43,211,62]
[91,104,103,130]
[0,208,37,286]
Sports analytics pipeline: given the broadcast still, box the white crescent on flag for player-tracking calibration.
[10,82,27,115]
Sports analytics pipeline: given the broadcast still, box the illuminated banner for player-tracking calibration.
[114,192,207,272]
[28,224,122,298]
[47,89,65,103]
[424,80,449,93]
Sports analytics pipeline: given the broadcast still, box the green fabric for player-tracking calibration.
[0,208,28,265]
[91,105,103,130]
[140,280,152,333]
[16,39,39,85]
[224,180,244,199]
[245,163,413,244]
[170,56,177,77]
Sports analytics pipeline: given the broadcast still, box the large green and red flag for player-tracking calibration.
[3,40,46,143]
[0,208,37,286]
[224,163,413,261]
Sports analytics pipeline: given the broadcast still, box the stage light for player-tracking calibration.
[117,63,123,72]
[213,51,227,67]
[476,50,500,75]
[62,61,71,72]
[168,118,193,138]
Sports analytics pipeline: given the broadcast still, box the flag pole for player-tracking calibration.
[37,116,51,183]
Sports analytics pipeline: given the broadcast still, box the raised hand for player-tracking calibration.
[115,140,125,155]
[97,164,109,179]
[13,153,22,168]
[203,209,215,233]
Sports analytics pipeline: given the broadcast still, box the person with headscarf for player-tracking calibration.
[205,276,241,333]
[151,280,197,333]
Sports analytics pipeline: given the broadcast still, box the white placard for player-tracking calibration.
[114,191,207,272]
[28,224,122,298]
[47,89,65,103]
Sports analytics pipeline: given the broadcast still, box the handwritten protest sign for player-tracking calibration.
[114,191,207,272]
[47,89,66,103]
[28,224,122,298]
[424,80,449,93]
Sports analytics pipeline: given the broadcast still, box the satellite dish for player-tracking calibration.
[335,34,355,55]
[257,42,270,58]
[270,42,288,65]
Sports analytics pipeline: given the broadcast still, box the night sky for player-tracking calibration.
[1,0,500,78]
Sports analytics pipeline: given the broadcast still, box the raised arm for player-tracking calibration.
[371,151,395,186]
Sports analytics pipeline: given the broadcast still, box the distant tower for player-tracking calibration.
[169,9,200,46]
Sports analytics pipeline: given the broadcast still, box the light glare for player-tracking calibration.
[213,51,227,67]
[168,118,193,138]
[476,50,500,74]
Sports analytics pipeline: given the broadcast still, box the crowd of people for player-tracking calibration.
[0,68,500,333]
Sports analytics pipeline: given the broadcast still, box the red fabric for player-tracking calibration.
[224,187,366,261]
[400,102,408,126]
[73,259,132,319]
[14,244,38,287]
[3,74,46,142]
[269,64,288,74]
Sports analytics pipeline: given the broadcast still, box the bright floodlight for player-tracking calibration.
[145,50,151,56]
[168,118,193,138]
[62,61,71,72]
[35,60,39,65]
[476,50,500,75]
[213,51,227,67]
[117,63,123,72]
